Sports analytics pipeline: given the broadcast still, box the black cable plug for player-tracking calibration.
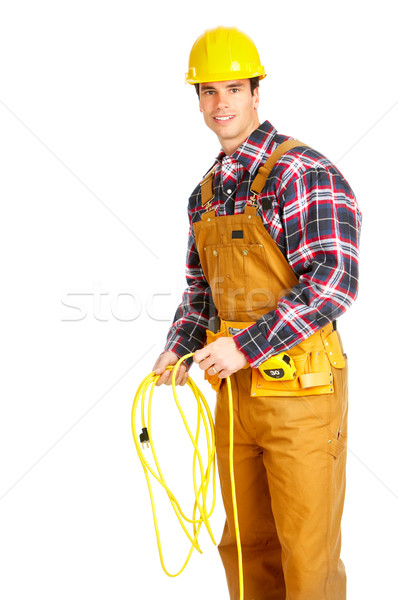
[139,427,150,449]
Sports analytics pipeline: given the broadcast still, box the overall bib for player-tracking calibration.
[193,141,348,600]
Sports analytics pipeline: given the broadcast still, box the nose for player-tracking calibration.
[216,91,229,109]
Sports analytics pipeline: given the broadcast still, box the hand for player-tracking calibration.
[193,337,248,378]
[152,351,189,386]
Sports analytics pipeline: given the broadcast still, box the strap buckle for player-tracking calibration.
[247,192,260,209]
[202,199,215,214]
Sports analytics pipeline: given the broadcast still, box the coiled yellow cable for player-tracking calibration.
[131,354,244,599]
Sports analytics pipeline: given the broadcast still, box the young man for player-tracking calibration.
[153,26,361,599]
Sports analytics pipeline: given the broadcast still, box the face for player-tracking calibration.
[198,79,260,155]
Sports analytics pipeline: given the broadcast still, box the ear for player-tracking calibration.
[253,86,260,110]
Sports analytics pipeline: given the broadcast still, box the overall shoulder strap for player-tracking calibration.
[200,164,217,207]
[250,139,307,196]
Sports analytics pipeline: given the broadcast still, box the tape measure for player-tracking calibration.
[258,352,296,381]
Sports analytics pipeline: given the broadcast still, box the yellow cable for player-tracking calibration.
[226,375,244,599]
[131,354,244,599]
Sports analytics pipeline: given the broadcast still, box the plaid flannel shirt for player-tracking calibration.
[164,120,362,368]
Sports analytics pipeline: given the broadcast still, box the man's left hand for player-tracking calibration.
[193,337,248,378]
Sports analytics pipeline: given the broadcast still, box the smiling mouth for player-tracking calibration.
[214,115,234,122]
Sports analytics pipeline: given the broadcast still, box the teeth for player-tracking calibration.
[215,116,233,121]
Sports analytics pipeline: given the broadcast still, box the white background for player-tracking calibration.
[0,1,397,598]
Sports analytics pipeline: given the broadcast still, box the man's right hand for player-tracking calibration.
[152,351,189,386]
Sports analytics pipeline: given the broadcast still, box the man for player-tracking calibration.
[153,26,361,599]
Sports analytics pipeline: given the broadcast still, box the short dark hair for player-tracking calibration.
[194,76,260,98]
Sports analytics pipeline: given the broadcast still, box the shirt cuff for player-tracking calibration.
[164,329,207,367]
[233,323,275,368]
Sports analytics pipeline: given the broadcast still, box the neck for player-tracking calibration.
[220,114,260,156]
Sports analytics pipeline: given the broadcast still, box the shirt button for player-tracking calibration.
[227,189,232,194]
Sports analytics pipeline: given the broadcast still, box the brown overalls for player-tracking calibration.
[193,141,348,599]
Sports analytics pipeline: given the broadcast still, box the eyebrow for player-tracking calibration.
[200,81,244,92]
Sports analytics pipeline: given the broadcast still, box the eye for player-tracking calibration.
[230,88,240,93]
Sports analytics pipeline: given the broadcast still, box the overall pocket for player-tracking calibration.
[204,241,273,321]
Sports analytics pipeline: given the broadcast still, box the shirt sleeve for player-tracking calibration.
[164,220,212,360]
[233,165,362,367]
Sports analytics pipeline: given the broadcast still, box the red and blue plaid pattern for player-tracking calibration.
[220,155,241,186]
[165,121,362,367]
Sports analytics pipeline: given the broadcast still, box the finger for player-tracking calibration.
[193,347,211,364]
[165,365,185,386]
[217,367,232,379]
[155,369,171,386]
[173,365,188,386]
[197,356,217,371]
[180,372,190,386]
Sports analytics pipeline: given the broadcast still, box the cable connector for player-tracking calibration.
[139,427,150,449]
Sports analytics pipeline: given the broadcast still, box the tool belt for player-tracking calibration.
[205,319,346,397]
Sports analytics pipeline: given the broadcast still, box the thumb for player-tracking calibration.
[152,351,178,374]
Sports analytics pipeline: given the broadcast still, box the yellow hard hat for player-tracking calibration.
[185,26,266,85]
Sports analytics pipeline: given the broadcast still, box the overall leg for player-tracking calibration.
[215,370,286,600]
[255,366,349,600]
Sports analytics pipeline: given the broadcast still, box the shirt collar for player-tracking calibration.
[215,120,278,174]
